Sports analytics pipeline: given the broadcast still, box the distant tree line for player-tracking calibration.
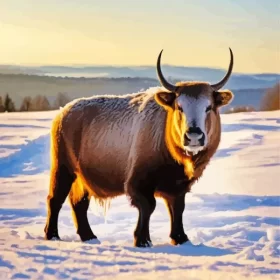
[0,83,279,113]
[0,92,70,113]
[259,82,280,111]
[222,82,279,114]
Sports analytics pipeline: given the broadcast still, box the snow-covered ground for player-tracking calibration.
[0,107,279,279]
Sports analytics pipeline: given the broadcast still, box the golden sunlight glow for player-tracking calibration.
[0,0,279,73]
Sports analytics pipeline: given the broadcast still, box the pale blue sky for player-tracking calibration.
[0,0,279,73]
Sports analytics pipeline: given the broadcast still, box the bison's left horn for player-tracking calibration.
[211,48,234,91]
[156,49,176,92]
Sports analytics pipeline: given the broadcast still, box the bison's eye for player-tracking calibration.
[206,105,212,113]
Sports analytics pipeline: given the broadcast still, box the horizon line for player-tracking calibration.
[0,63,280,76]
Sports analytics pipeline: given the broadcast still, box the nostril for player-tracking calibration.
[184,134,191,146]
[200,133,205,145]
[196,133,203,140]
[185,134,191,141]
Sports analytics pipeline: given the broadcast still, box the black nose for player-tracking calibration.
[184,127,205,146]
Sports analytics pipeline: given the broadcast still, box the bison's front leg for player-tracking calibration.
[132,194,156,247]
[163,193,189,245]
[126,180,156,247]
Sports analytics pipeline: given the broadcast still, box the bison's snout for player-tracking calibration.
[184,127,205,154]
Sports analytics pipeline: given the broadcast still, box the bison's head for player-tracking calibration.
[155,48,234,155]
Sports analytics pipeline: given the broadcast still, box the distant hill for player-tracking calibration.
[0,73,271,112]
[0,64,279,90]
[0,74,157,108]
[219,88,268,113]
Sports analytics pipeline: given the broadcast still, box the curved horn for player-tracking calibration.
[211,48,234,91]
[156,49,176,92]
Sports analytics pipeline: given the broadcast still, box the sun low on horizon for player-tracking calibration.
[0,0,279,74]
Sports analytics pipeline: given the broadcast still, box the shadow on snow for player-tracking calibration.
[0,134,50,177]
[124,242,233,257]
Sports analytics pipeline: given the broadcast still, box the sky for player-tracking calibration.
[0,0,279,73]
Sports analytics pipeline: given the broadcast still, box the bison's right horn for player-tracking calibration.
[211,48,234,91]
[156,50,176,92]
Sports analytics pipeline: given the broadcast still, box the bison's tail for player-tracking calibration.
[89,197,111,219]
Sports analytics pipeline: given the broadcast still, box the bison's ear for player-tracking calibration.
[213,89,234,107]
[154,91,176,108]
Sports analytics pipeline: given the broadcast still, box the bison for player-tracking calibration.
[44,48,234,247]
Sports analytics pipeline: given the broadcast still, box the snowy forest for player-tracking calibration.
[0,92,70,112]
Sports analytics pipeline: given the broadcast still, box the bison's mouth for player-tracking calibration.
[184,145,205,156]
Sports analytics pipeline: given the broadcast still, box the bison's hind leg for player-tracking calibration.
[69,181,98,242]
[44,164,75,240]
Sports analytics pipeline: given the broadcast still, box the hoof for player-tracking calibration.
[170,233,189,246]
[134,238,153,248]
[44,226,60,241]
[45,234,61,241]
[79,232,98,243]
